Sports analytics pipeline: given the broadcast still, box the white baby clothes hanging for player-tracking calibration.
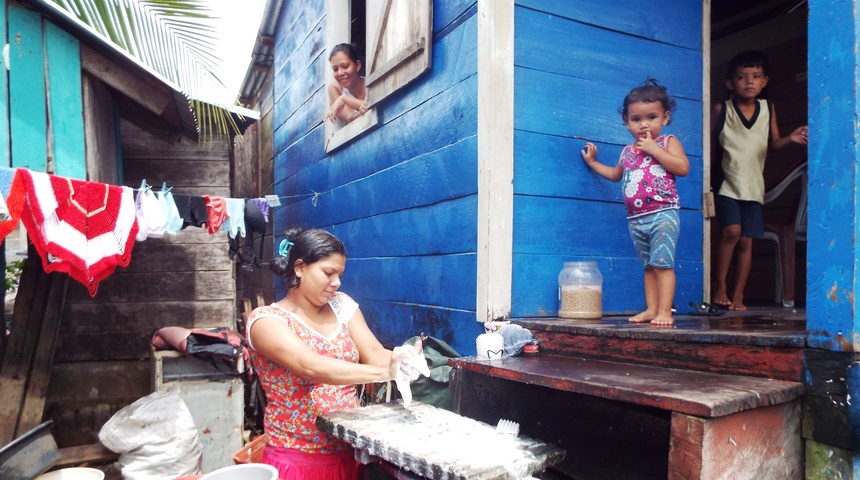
[135,180,166,241]
[221,197,246,239]
[158,183,184,236]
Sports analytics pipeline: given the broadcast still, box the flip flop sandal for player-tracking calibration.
[688,301,724,316]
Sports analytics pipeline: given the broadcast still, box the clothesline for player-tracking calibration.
[0,166,315,297]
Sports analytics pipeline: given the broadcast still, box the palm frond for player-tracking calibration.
[49,0,243,138]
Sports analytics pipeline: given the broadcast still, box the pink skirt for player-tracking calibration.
[261,445,358,480]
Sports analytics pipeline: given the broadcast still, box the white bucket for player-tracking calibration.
[35,468,105,480]
[199,463,279,480]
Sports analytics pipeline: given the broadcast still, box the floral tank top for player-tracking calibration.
[246,292,360,454]
[620,134,680,218]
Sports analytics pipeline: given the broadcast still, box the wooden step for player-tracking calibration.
[449,354,804,479]
[515,315,807,381]
[450,355,803,418]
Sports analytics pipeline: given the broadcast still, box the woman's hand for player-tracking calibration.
[386,340,424,381]
[326,96,346,123]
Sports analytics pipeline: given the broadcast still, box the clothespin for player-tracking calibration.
[161,182,173,194]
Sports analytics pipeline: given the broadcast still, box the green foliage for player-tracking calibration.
[48,0,243,138]
[5,259,24,292]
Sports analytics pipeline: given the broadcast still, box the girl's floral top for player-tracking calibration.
[619,134,680,218]
[246,292,360,454]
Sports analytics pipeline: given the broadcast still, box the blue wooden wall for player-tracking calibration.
[511,1,704,316]
[272,0,482,355]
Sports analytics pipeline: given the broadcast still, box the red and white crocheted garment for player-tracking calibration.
[20,170,138,296]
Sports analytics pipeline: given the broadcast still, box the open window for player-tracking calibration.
[324,0,432,153]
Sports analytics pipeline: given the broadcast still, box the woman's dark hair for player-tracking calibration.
[329,43,361,63]
[618,78,676,124]
[269,228,347,289]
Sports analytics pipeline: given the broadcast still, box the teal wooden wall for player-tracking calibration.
[511,1,704,316]
[8,6,86,178]
[272,0,482,354]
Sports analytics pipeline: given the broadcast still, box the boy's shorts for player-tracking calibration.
[715,194,764,237]
[627,209,680,269]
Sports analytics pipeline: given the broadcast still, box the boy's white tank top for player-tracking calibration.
[718,98,770,203]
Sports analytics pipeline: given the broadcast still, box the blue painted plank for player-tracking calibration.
[514,6,702,102]
[278,73,478,209]
[806,0,858,350]
[513,130,703,207]
[274,0,325,78]
[356,297,479,357]
[514,68,703,157]
[273,25,325,120]
[9,7,47,171]
[516,0,702,50]
[328,195,477,258]
[274,125,326,187]
[281,136,477,227]
[344,254,477,311]
[511,254,703,317]
[378,12,477,122]
[514,196,702,261]
[433,0,476,36]
[45,23,85,180]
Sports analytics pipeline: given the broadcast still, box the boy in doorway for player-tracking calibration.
[712,50,808,311]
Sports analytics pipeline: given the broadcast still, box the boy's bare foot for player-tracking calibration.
[729,299,747,311]
[712,289,731,308]
[629,310,657,323]
[650,313,674,326]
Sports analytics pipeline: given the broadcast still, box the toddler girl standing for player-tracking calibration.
[581,79,690,325]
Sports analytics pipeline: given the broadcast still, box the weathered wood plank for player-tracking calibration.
[60,300,234,332]
[123,160,230,189]
[45,23,86,180]
[80,44,171,117]
[17,276,67,434]
[56,443,119,469]
[9,6,47,172]
[0,253,46,444]
[669,402,801,479]
[82,75,120,184]
[62,271,233,303]
[449,355,804,418]
[528,327,805,382]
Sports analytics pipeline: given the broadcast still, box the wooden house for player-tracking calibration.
[0,0,255,465]
[238,0,860,477]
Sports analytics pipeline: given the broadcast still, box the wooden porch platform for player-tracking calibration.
[512,305,807,382]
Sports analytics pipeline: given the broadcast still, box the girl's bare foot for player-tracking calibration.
[729,299,747,311]
[712,290,731,308]
[651,313,674,325]
[629,310,657,323]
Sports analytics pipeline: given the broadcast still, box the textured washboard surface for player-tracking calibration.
[316,401,565,480]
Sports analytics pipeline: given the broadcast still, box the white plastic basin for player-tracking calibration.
[35,467,105,480]
[199,463,279,480]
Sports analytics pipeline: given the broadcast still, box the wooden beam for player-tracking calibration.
[79,44,171,117]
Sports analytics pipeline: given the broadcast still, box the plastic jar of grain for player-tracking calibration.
[558,261,603,319]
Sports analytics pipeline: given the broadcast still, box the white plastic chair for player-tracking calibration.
[756,161,807,307]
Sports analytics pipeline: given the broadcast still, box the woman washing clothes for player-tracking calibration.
[325,43,368,125]
[245,227,423,480]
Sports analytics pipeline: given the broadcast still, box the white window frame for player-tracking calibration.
[324,0,432,153]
